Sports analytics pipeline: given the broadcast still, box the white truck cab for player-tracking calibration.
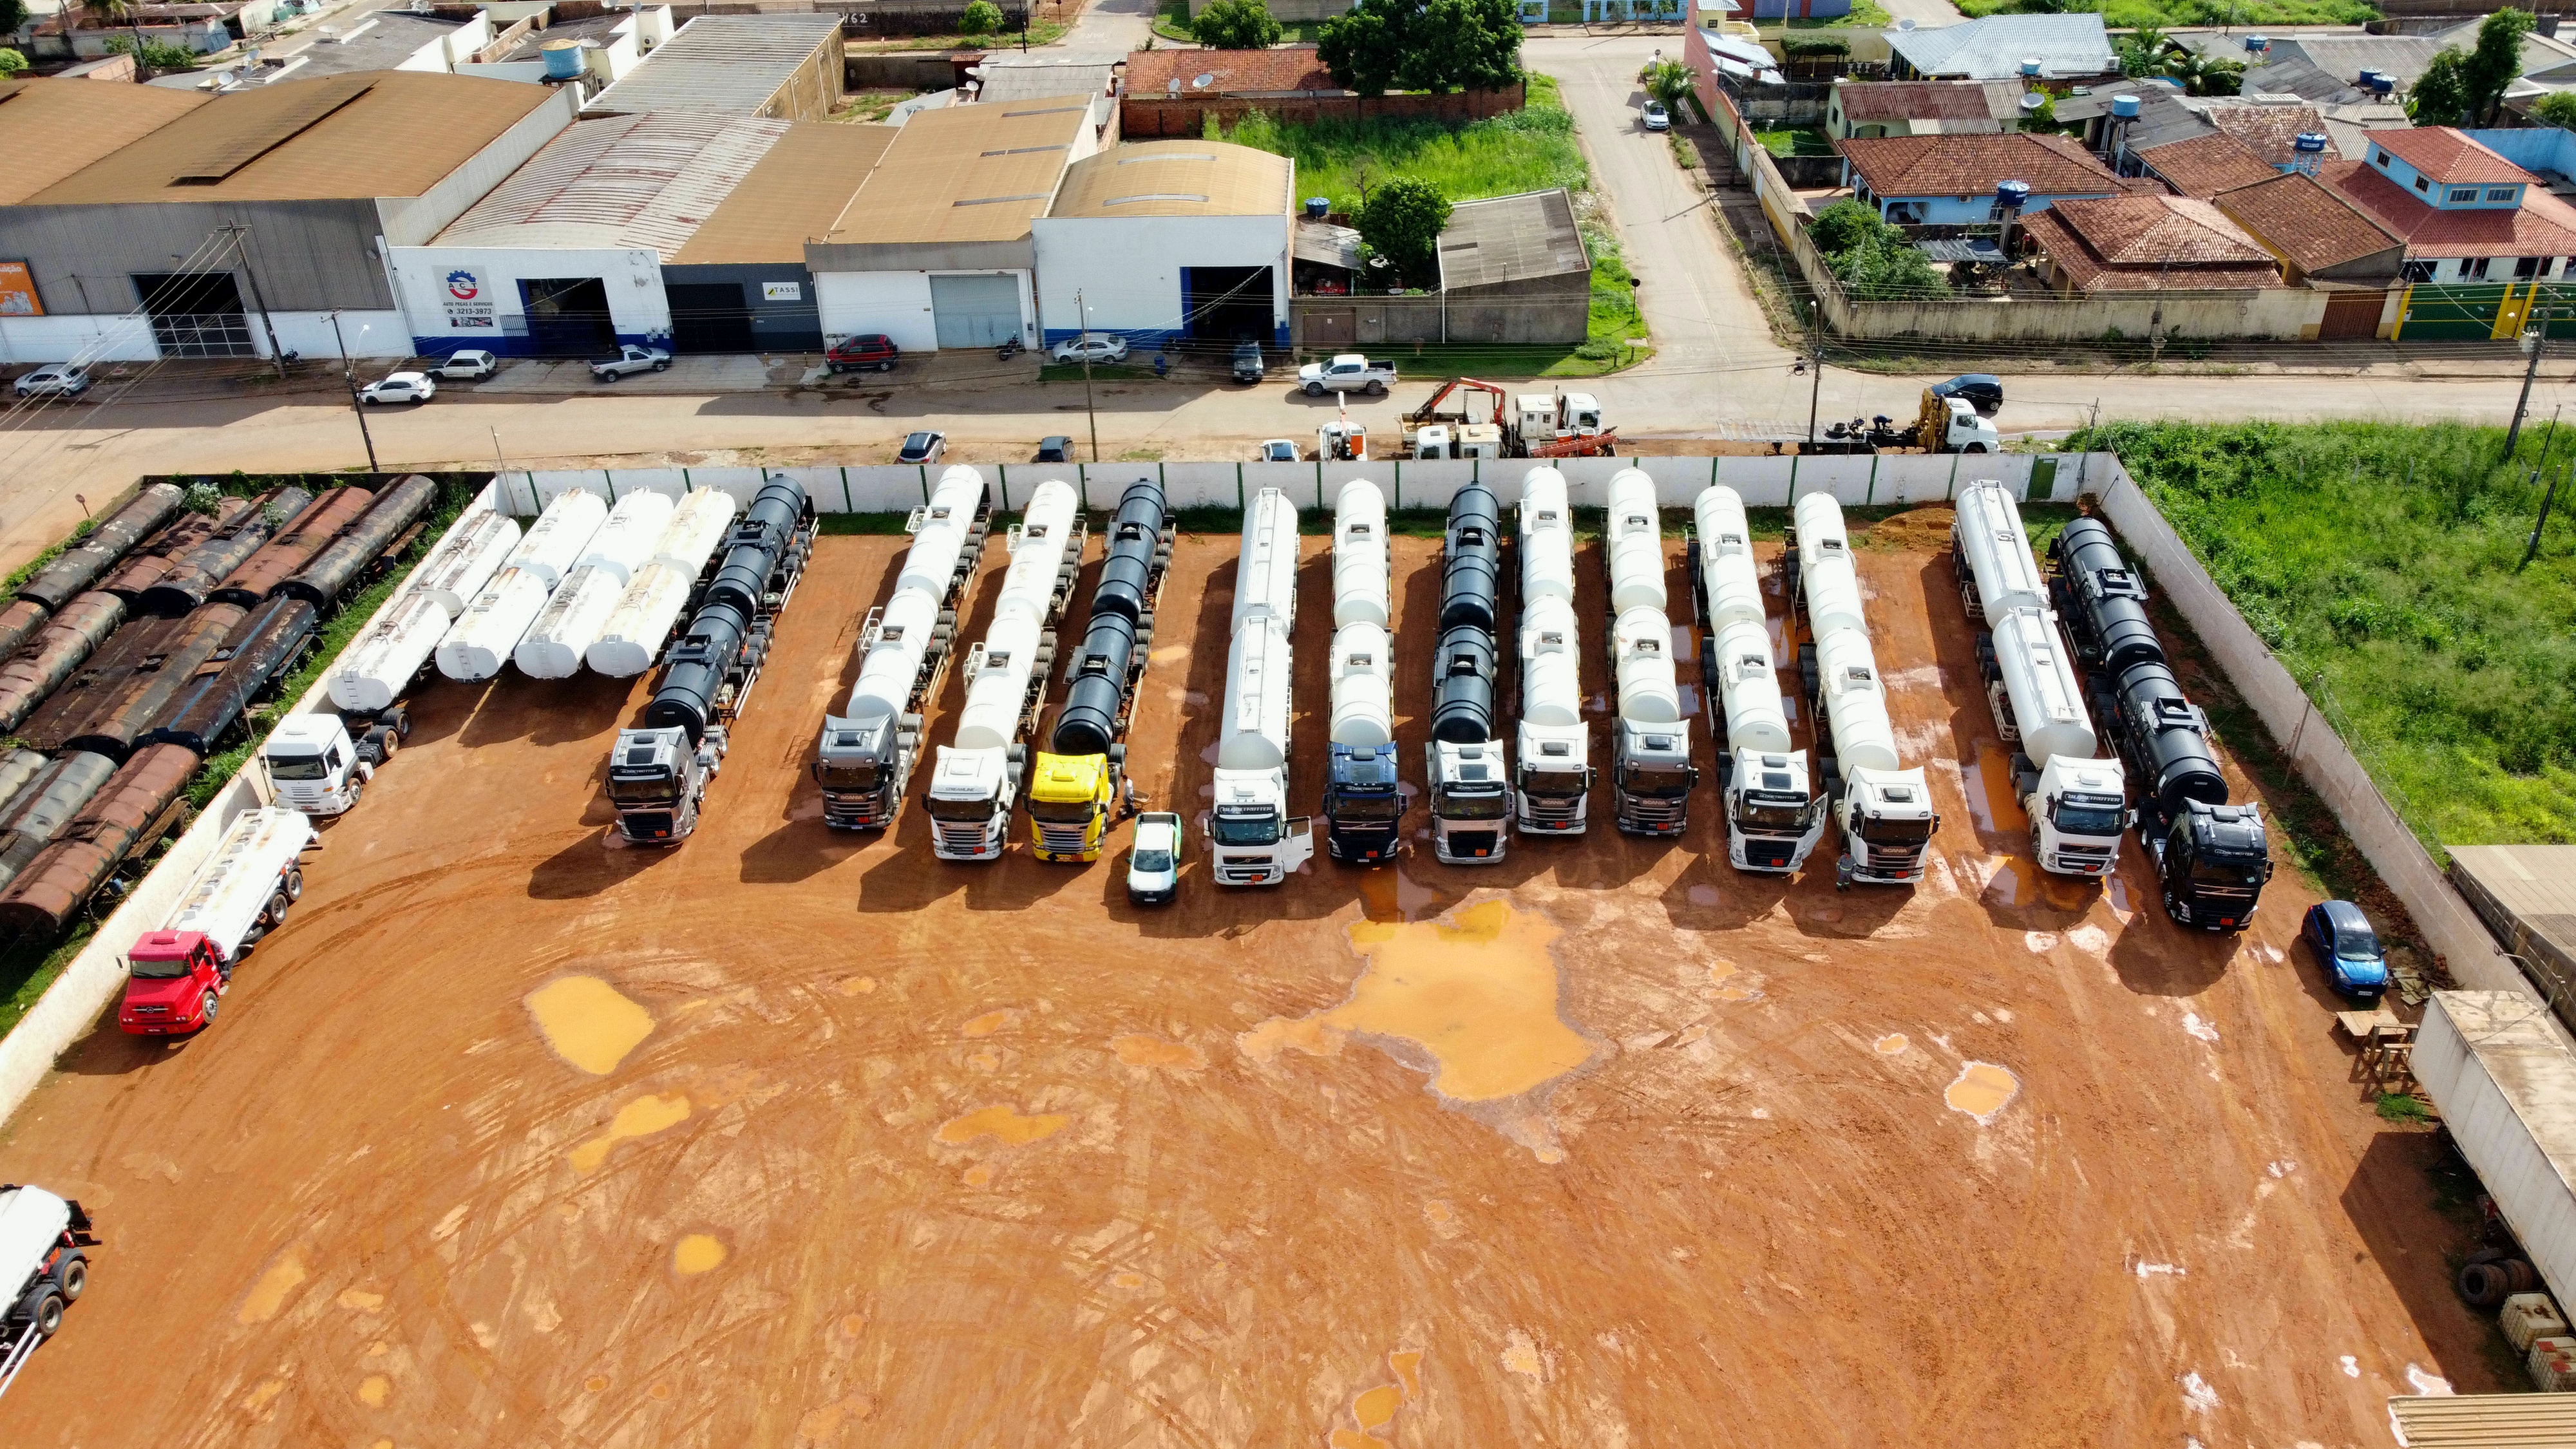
[1937,395,2003,453]
[925,744,1017,860]
[261,714,371,816]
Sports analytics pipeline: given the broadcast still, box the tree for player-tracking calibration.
[1354,176,1452,283]
[1190,0,1281,48]
[0,49,26,79]
[2161,48,2242,97]
[1317,0,1402,95]
[2463,8,2538,125]
[1320,0,1520,95]
[958,0,1003,37]
[2535,88,2576,130]
[0,0,26,44]
[1642,58,1696,109]
[1833,235,1948,301]
[2116,26,2166,79]
[2409,48,2472,126]
[1809,198,1890,257]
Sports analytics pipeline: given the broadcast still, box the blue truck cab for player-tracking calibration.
[1324,742,1405,864]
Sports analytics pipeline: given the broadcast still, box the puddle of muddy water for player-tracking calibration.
[1963,749,2030,836]
[1873,1034,1908,1056]
[569,1092,691,1173]
[1945,1062,2020,1124]
[526,977,655,1076]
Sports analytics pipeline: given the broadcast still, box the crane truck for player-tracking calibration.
[115,806,315,1035]
[1425,484,1511,863]
[1786,495,1938,887]
[605,476,816,844]
[1514,468,1589,835]
[1027,479,1176,861]
[1953,482,2128,877]
[1209,487,1314,886]
[922,480,1086,861]
[2050,515,2274,930]
[1320,479,1404,864]
[813,466,993,829]
[1600,468,1697,834]
[1689,486,1821,873]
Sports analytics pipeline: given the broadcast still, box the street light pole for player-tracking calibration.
[328,310,379,472]
[1803,301,1824,446]
[2506,325,2546,458]
[1077,287,1100,464]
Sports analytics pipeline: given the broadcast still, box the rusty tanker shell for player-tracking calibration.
[213,487,372,609]
[14,483,187,611]
[278,475,436,609]
[0,750,49,821]
[135,486,312,618]
[0,591,128,734]
[99,498,250,602]
[0,601,51,661]
[0,752,119,898]
[144,596,317,755]
[20,603,247,761]
[0,744,197,940]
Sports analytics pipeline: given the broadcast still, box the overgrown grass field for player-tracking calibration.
[2091,420,2576,854]
[1216,73,1587,213]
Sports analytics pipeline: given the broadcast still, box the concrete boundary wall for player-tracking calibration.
[2088,464,2533,1008]
[0,482,504,1131]
[497,453,2103,516]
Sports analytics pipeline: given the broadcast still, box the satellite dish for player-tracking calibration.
[1897,16,1917,28]
[1191,72,1216,89]
[2020,91,2045,111]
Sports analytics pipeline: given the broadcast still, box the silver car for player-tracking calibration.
[13,364,90,400]
[1126,811,1181,905]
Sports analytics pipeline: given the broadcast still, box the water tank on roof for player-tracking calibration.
[2020,57,2042,77]
[2244,33,2269,53]
[1995,180,2031,211]
[2295,131,2328,153]
[542,38,585,80]
[2367,70,2395,95]
[1305,196,1329,220]
[2110,93,2142,120]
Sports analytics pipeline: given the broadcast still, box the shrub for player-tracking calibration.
[1191,0,1282,48]
[958,0,1003,35]
[104,34,201,71]
[0,48,28,78]
[1808,198,1889,257]
[1354,175,1452,281]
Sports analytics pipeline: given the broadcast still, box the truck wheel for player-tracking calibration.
[266,890,290,925]
[2029,822,2045,865]
[54,1253,85,1302]
[372,726,400,761]
[198,994,217,1028]
[388,708,412,739]
[28,1289,63,1339]
[284,868,303,902]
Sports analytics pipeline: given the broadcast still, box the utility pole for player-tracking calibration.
[2524,462,2566,572]
[328,310,379,473]
[2506,324,2546,457]
[1802,300,1824,446]
[1077,287,1100,464]
[221,223,289,379]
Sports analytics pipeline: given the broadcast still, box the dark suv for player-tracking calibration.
[1232,341,1267,384]
[826,334,900,374]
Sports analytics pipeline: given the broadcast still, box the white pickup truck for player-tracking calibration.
[1298,354,1397,397]
[590,345,672,382]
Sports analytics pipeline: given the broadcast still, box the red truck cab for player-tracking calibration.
[118,930,225,1036]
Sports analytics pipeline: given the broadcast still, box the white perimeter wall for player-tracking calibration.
[1032,213,1289,341]
[0,310,410,365]
[384,245,671,350]
[813,269,1036,353]
[495,451,2105,516]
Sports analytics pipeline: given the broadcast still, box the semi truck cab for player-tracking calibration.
[1833,769,1938,886]
[1208,775,1311,885]
[1724,749,1824,872]
[813,713,912,829]
[1515,728,1590,833]
[1027,746,1125,862]
[2018,754,2129,876]
[926,746,1018,860]
[2150,799,2273,931]
[1323,742,1404,863]
[118,931,228,1035]
[1611,721,1697,835]
[606,726,715,844]
[261,714,371,815]
[1426,742,1512,861]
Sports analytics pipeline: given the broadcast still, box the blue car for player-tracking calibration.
[2302,900,2389,999]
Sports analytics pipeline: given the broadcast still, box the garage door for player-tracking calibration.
[931,274,1020,349]
[2318,289,2383,341]
[667,283,755,354]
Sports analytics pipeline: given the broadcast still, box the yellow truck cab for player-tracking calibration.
[1028,749,1118,860]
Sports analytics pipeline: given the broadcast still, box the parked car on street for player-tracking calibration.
[1036,435,1074,463]
[896,431,946,464]
[1126,811,1182,905]
[590,345,671,381]
[826,334,900,374]
[358,372,436,405]
[1258,439,1300,462]
[2301,900,2390,999]
[1642,99,1670,131]
[1233,340,1267,384]
[433,350,497,381]
[12,364,90,400]
[1930,374,2004,414]
[1051,333,1128,366]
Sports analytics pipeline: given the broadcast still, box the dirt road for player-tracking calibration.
[0,521,2490,1446]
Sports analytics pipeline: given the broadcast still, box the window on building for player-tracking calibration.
[2463,256,2493,279]
[2517,256,2547,279]
[2488,187,2521,202]
[2403,258,2438,283]
[2447,187,2479,202]
[2416,176,2432,192]
[2375,149,2391,166]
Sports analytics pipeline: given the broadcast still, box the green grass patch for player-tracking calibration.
[1217,71,1587,213]
[2086,419,2576,856]
[2377,1092,2430,1123]
[1953,0,2374,23]
[1784,0,1890,26]
[1756,127,1835,158]
[844,19,1068,52]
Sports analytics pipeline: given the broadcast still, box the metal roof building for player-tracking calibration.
[1030,139,1293,352]
[0,71,576,364]
[583,14,845,122]
[1884,14,2119,82]
[1432,189,1591,345]
[0,78,209,208]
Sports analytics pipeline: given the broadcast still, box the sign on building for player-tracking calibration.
[0,263,41,318]
[442,268,497,330]
[762,281,802,302]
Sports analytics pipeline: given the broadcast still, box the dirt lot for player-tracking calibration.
[0,513,2499,1446]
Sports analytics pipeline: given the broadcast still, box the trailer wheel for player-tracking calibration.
[284,869,303,902]
[388,708,412,739]
[369,726,399,761]
[26,1289,62,1340]
[265,890,290,926]
[53,1253,84,1302]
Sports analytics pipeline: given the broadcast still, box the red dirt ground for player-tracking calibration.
[0,524,2494,1447]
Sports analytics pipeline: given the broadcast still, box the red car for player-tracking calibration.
[826,334,900,374]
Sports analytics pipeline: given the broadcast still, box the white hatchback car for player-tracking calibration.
[359,372,436,405]
[433,350,497,380]
[1050,333,1130,366]
[1257,439,1300,462]
[1126,811,1181,906]
[13,364,91,400]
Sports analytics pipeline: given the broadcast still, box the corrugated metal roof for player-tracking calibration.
[1049,140,1289,218]
[2388,1391,2576,1445]
[825,95,1092,245]
[676,122,896,265]
[24,71,559,205]
[438,112,790,260]
[1437,188,1588,290]
[584,14,842,118]
[1885,14,2116,80]
[1294,218,1361,269]
[971,50,1121,106]
[0,77,211,206]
